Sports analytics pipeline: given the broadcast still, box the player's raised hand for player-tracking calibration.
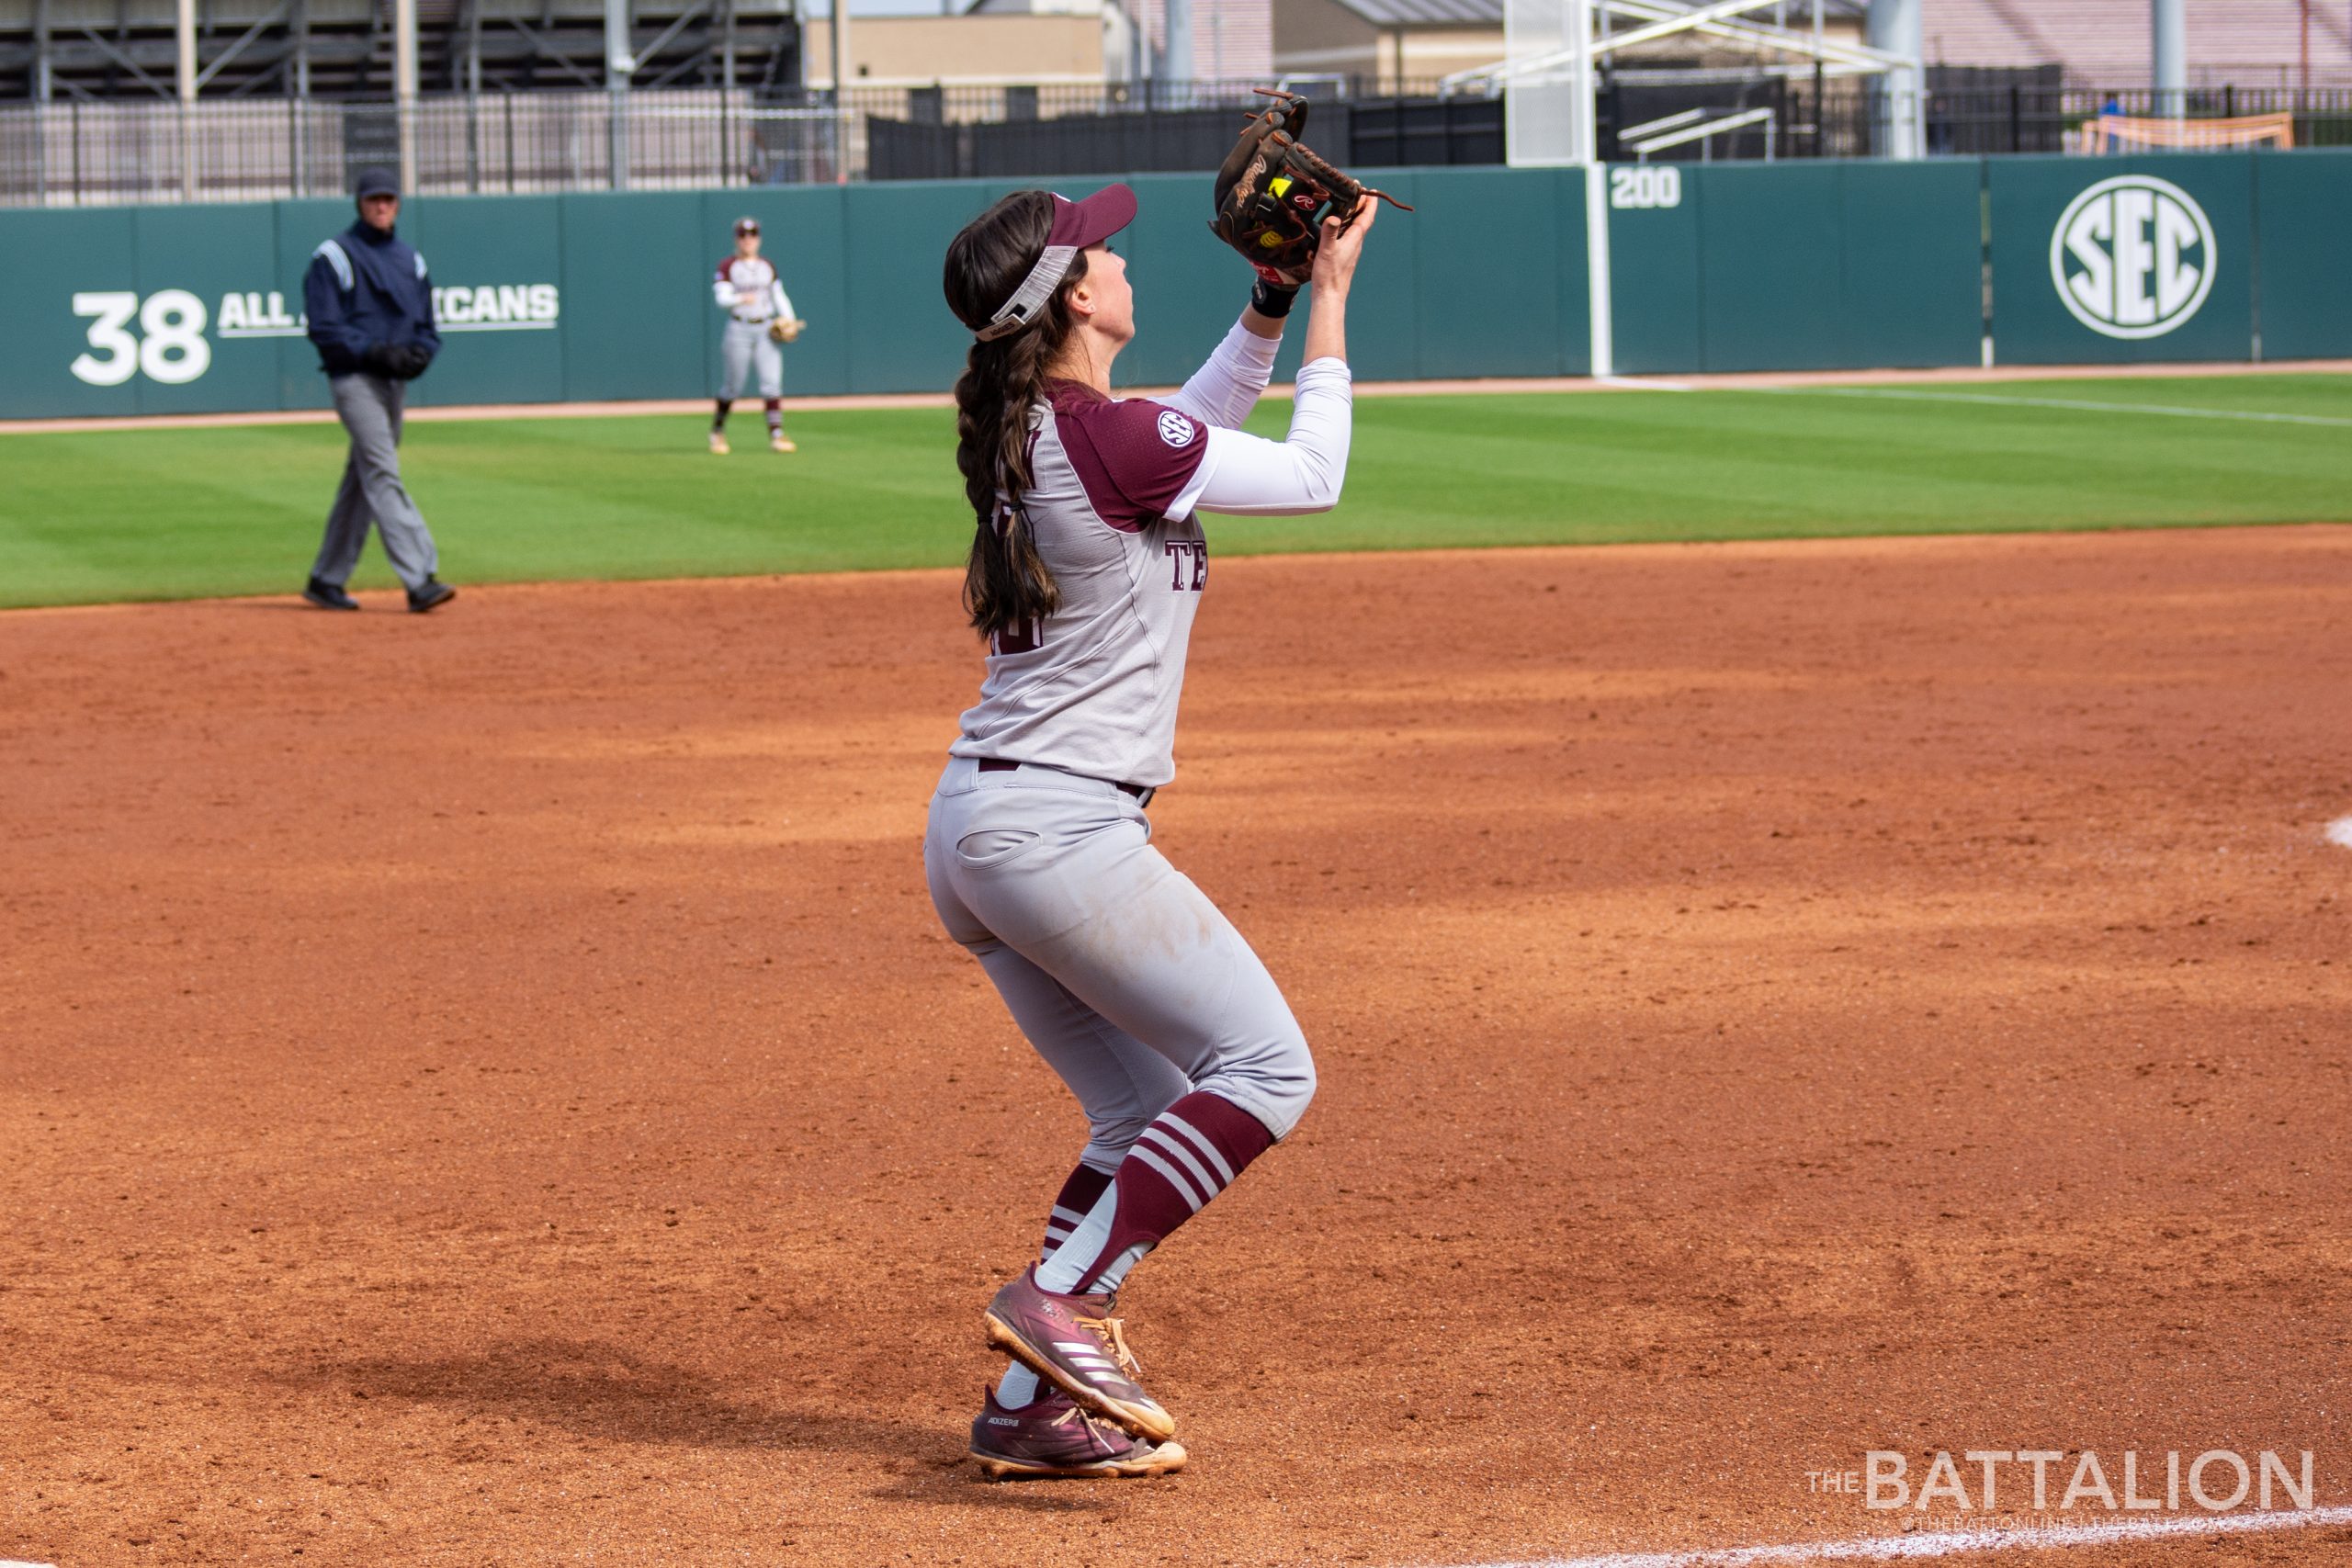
[1311,197,1376,295]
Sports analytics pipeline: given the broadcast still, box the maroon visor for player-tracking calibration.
[975,183,1136,343]
[1047,182,1136,249]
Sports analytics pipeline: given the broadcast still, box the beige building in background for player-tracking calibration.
[798,0,1884,99]
[966,0,1272,85]
[1272,0,1503,89]
[802,12,1112,86]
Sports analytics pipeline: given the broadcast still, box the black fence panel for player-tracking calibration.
[1920,65,2069,155]
[1602,77,1791,162]
[1348,97,1502,166]
[869,106,1250,181]
[868,96,1512,182]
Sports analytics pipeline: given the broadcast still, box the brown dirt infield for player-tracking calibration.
[3,528,2349,1568]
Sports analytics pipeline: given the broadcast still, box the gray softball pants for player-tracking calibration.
[718,318,783,399]
[923,756,1317,1173]
[313,372,439,593]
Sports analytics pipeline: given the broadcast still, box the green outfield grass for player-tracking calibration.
[4,372,2350,609]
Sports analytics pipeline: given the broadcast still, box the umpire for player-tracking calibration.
[300,166,457,614]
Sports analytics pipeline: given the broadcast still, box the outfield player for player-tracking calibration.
[710,217,801,455]
[928,184,1373,1479]
[300,166,457,615]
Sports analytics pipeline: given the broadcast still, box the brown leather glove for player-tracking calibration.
[1208,89,1409,277]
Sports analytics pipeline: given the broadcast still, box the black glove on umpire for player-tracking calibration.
[394,344,435,379]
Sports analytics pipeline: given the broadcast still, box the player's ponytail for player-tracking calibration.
[944,192,1091,643]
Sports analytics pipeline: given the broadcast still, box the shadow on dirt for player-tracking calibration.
[276,1337,935,1460]
[866,1466,1138,1515]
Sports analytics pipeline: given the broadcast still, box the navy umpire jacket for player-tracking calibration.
[305,220,442,377]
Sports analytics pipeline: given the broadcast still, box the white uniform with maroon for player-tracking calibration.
[713,254,795,400]
[924,321,1351,1195]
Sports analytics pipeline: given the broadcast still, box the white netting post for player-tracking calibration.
[1503,0,1608,376]
[1505,0,1592,166]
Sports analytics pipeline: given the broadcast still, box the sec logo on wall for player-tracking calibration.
[2049,175,2216,341]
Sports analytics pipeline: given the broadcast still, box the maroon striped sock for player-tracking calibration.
[1041,1162,1114,1266]
[1068,1092,1274,1296]
[997,1162,1118,1409]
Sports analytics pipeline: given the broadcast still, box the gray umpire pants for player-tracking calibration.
[313,371,439,592]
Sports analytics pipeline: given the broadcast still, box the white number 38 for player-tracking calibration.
[72,289,213,387]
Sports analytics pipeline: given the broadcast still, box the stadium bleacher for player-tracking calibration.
[1921,0,2352,87]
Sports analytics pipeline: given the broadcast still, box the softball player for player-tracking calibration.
[710,216,801,454]
[930,183,1374,1480]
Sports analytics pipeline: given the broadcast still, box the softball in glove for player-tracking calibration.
[1208,89,1409,278]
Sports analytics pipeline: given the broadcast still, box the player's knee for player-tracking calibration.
[1083,1074,1186,1165]
[1080,1111,1153,1170]
[1218,1026,1314,1142]
[1080,1127,1138,1171]
[1268,1033,1317,1135]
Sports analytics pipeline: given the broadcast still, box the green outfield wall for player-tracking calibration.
[3,150,2346,422]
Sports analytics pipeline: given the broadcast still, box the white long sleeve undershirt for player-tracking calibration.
[713,271,795,322]
[1168,355,1352,519]
[1162,319,1281,432]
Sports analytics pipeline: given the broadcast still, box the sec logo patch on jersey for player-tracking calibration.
[1157,410,1199,448]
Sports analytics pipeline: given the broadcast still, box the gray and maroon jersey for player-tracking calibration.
[949,380,1214,790]
[713,254,794,323]
[949,321,1352,790]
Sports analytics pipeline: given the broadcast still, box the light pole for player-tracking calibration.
[398,0,419,192]
[177,0,196,198]
[2152,0,2185,117]
[1864,0,1922,158]
[607,0,635,188]
[831,0,851,183]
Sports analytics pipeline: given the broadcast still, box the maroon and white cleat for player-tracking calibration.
[968,1385,1187,1481]
[983,1267,1175,1441]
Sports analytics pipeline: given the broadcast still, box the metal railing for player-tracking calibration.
[0,79,1453,207]
[1620,104,1776,161]
[1596,82,2352,161]
[4,79,2348,205]
[1917,84,2352,154]
[0,91,831,206]
[1803,83,2352,160]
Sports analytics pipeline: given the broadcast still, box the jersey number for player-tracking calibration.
[1164,539,1206,592]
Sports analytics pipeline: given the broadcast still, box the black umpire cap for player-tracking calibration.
[355,166,400,199]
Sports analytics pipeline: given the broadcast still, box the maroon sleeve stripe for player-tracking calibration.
[1052,394,1208,535]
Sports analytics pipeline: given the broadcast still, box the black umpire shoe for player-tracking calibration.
[407,577,458,615]
[303,576,360,611]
